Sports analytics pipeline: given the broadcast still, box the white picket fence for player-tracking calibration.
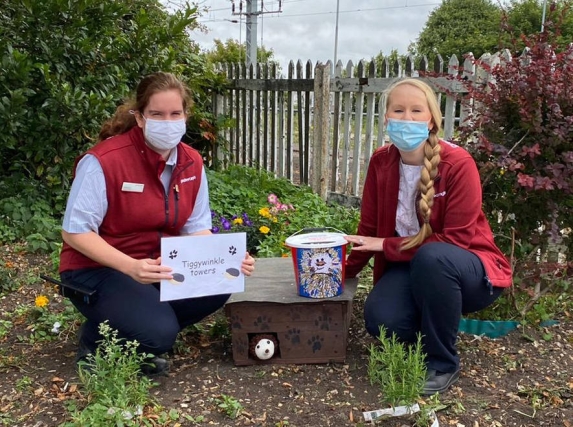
[213,51,510,205]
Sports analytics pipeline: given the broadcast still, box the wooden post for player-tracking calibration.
[312,62,330,200]
[443,54,459,140]
[212,91,225,168]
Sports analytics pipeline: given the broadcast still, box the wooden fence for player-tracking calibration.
[213,52,500,206]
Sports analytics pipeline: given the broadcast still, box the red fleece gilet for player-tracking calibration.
[60,126,203,272]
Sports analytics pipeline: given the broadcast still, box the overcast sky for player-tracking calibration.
[185,0,443,69]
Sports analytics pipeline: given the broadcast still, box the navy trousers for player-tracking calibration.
[61,267,230,355]
[364,242,503,373]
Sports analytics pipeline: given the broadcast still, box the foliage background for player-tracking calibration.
[0,0,225,251]
[455,19,573,260]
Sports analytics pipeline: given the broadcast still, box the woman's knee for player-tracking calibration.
[411,242,448,269]
[364,300,417,343]
[133,319,180,355]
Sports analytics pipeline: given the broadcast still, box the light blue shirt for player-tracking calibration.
[62,151,212,235]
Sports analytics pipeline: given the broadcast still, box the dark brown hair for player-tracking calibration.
[98,72,192,141]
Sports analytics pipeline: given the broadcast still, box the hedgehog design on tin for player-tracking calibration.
[298,247,343,298]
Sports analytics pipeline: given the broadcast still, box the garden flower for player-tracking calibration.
[267,193,279,205]
[212,226,220,233]
[259,226,270,234]
[35,295,49,308]
[233,217,243,225]
[221,217,232,230]
[242,213,253,226]
[259,207,271,218]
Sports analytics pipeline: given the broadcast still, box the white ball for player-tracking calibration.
[254,339,275,360]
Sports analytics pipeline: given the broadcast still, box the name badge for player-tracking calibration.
[122,182,144,193]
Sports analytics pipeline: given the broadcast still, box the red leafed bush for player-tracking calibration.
[456,25,573,262]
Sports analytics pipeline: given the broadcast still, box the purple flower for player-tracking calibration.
[212,226,220,233]
[222,219,232,231]
[242,213,253,226]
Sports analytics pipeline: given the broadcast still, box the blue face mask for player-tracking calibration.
[386,118,430,152]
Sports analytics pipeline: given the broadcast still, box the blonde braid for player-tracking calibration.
[401,132,441,250]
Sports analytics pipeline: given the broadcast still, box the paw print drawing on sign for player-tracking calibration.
[253,315,271,331]
[228,245,237,255]
[169,250,178,259]
[285,328,301,345]
[315,314,332,331]
[308,335,324,353]
[230,314,243,330]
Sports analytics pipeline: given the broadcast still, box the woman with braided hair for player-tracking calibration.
[344,78,512,395]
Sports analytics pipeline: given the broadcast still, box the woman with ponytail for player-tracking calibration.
[59,72,255,376]
[344,78,512,395]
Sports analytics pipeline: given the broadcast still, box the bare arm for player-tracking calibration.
[62,230,173,284]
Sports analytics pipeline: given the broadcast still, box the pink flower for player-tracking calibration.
[267,193,279,205]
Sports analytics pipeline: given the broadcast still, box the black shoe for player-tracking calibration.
[140,356,170,378]
[422,368,460,395]
[75,337,95,374]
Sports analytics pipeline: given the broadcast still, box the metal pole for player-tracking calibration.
[541,0,547,32]
[333,0,340,67]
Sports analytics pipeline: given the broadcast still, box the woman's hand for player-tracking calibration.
[241,252,256,276]
[344,235,385,252]
[126,257,173,284]
[62,231,173,284]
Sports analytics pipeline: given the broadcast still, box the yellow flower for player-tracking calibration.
[233,218,243,225]
[35,295,49,308]
[259,226,270,234]
[259,207,271,218]
[281,253,290,258]
[499,168,506,176]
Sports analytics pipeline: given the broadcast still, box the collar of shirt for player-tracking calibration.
[166,147,178,166]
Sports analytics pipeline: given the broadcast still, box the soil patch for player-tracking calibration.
[1,245,572,426]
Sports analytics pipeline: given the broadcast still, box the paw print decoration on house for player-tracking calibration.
[224,257,359,366]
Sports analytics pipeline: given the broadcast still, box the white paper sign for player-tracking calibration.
[160,232,246,301]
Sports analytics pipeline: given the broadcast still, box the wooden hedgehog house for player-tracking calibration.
[224,257,358,366]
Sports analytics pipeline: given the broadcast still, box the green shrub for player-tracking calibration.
[0,0,223,242]
[207,165,360,257]
[368,327,426,407]
[64,322,156,427]
[0,195,61,253]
